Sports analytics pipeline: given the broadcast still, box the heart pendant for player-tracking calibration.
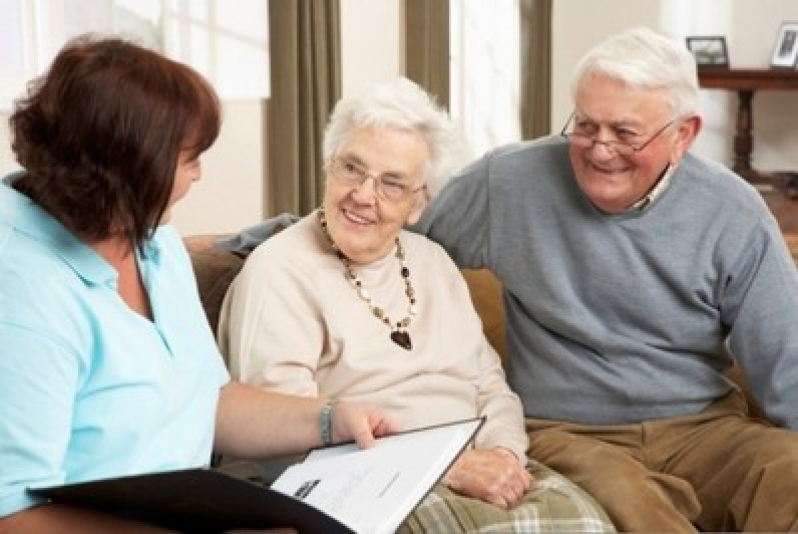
[390,331,412,351]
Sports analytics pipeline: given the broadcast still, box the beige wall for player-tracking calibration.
[341,0,403,96]
[171,99,266,236]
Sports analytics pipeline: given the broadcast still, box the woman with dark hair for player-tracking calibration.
[9,35,222,249]
[0,34,395,532]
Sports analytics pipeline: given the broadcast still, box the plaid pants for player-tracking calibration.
[399,461,615,533]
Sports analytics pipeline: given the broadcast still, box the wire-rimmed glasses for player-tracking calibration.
[328,158,425,203]
[560,112,674,157]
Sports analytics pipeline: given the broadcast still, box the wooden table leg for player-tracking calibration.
[732,89,754,178]
[732,89,776,187]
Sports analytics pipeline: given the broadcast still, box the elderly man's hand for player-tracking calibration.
[444,448,534,508]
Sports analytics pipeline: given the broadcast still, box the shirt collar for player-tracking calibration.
[1,173,161,285]
[628,163,677,211]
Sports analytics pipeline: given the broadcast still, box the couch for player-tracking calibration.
[187,233,791,532]
[185,234,769,423]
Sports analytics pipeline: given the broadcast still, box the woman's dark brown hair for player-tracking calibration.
[10,34,221,249]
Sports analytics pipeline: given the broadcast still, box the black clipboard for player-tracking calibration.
[29,467,352,533]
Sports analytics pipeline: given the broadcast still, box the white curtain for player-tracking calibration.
[450,0,521,159]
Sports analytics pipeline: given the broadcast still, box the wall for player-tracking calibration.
[341,0,403,96]
[171,99,266,236]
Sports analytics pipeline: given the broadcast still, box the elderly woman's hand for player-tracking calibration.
[443,448,534,508]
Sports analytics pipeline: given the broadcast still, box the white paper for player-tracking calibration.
[271,418,483,534]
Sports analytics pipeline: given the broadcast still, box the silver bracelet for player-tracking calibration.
[320,400,335,446]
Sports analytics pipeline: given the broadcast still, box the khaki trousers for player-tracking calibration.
[526,391,798,532]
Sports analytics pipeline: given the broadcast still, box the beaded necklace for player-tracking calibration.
[317,208,416,350]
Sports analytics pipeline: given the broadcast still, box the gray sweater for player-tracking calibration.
[413,136,798,429]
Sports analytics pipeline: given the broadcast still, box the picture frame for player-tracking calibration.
[770,22,798,68]
[686,36,730,68]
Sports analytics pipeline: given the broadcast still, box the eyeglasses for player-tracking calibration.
[328,158,425,203]
[560,112,674,157]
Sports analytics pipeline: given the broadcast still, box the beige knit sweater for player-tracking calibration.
[218,213,528,461]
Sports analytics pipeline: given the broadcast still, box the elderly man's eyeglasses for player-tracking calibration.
[560,113,674,157]
[328,158,425,203]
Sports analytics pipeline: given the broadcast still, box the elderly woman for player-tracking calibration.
[218,78,614,532]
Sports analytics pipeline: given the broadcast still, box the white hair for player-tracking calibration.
[570,27,700,118]
[323,77,468,198]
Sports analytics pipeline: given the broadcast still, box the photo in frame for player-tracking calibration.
[771,22,798,68]
[686,36,730,68]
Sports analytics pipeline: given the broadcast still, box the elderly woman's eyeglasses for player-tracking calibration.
[328,158,425,203]
[560,113,674,157]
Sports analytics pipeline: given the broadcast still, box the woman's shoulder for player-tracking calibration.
[240,213,327,276]
[0,240,93,349]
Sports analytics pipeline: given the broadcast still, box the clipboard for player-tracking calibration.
[29,417,484,533]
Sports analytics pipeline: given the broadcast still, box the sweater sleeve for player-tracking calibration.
[411,153,493,270]
[472,337,530,463]
[724,215,798,430]
[218,237,323,398]
[434,245,529,462]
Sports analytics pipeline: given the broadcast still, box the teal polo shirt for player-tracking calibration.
[0,175,230,517]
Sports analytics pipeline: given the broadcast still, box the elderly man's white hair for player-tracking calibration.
[323,76,469,198]
[570,27,700,118]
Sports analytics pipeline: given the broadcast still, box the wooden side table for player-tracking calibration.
[697,68,798,192]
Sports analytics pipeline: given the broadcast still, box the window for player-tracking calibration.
[450,0,521,159]
[163,0,269,99]
[0,0,37,112]
[0,0,269,112]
